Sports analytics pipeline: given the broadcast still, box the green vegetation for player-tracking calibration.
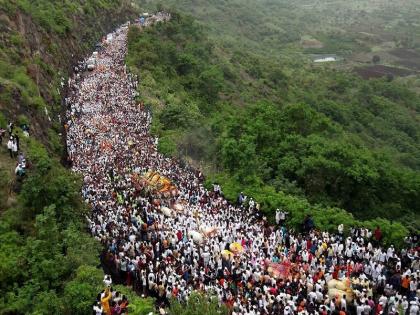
[0,1,157,314]
[0,0,418,312]
[127,11,420,246]
[139,0,420,86]
[0,140,156,314]
[168,293,228,315]
[0,0,122,34]
[0,0,137,147]
[0,139,99,314]
[160,0,419,54]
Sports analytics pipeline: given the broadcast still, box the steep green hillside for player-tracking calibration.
[0,0,136,141]
[127,12,420,244]
[0,1,153,314]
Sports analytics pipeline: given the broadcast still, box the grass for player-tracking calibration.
[0,145,18,210]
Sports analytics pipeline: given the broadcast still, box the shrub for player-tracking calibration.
[113,285,155,315]
[158,134,178,156]
[63,265,104,315]
[0,112,7,128]
[17,114,30,127]
[169,292,228,315]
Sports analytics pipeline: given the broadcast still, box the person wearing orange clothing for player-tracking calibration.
[345,262,353,277]
[101,288,112,315]
[297,300,305,313]
[401,274,410,296]
[120,296,129,314]
[333,265,340,280]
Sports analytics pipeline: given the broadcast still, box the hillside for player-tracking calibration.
[139,0,420,87]
[0,0,137,141]
[0,1,418,313]
[126,11,420,241]
[0,1,155,314]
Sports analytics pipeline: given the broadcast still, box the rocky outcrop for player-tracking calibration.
[0,2,138,143]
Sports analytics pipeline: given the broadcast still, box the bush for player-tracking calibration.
[169,292,228,315]
[0,169,10,209]
[25,138,52,173]
[48,128,63,155]
[17,114,30,127]
[13,69,38,97]
[0,112,7,129]
[63,266,104,315]
[158,134,178,156]
[113,285,155,315]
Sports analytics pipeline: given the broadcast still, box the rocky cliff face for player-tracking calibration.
[0,1,137,143]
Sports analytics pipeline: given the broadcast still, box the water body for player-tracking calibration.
[311,54,338,63]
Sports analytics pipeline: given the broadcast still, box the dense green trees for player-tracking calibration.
[213,102,419,238]
[0,140,101,314]
[0,138,155,314]
[127,12,420,245]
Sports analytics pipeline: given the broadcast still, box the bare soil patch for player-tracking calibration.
[388,48,420,70]
[354,65,413,79]
[397,59,420,71]
[389,48,420,60]
[301,39,323,49]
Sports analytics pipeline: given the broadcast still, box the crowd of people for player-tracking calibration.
[93,275,130,315]
[65,16,419,315]
[1,120,28,177]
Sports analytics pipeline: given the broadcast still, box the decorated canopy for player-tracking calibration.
[132,171,178,197]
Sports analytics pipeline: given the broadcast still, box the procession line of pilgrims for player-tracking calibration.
[65,16,420,315]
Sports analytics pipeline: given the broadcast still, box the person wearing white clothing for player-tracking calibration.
[7,137,14,158]
[341,296,347,311]
[409,300,419,315]
[93,302,103,315]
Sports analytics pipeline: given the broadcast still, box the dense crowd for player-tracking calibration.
[65,16,419,315]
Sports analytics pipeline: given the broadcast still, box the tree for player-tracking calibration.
[198,66,224,103]
[63,266,104,315]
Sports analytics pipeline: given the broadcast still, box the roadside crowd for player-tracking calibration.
[93,276,129,315]
[0,121,28,177]
[65,18,419,315]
